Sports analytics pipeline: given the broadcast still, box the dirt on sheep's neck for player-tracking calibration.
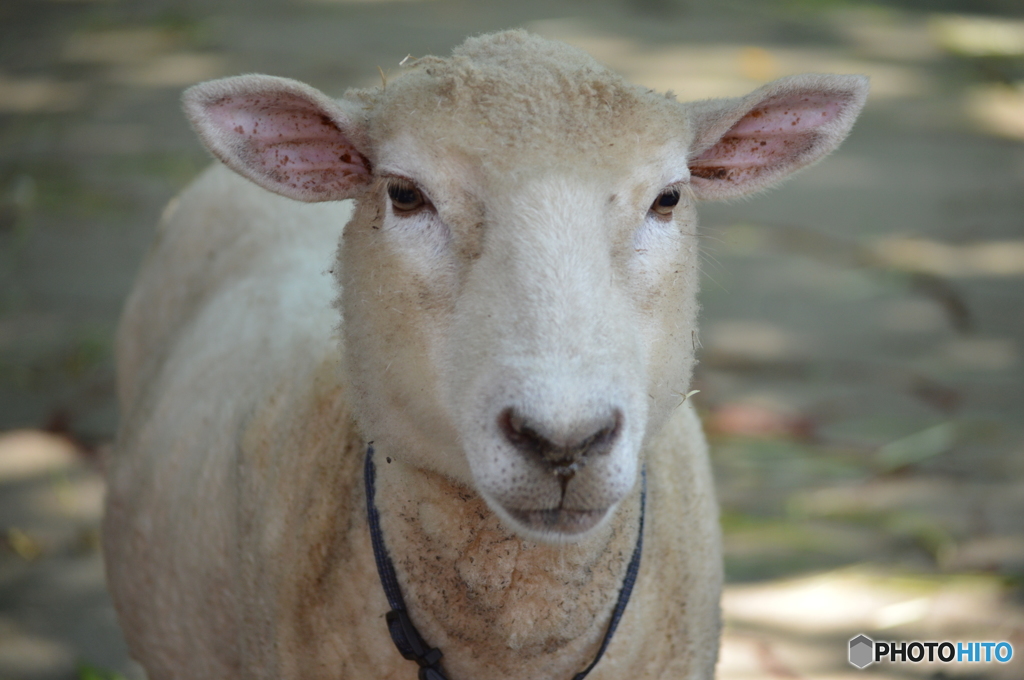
[375,458,644,680]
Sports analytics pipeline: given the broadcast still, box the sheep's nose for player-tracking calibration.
[498,407,623,476]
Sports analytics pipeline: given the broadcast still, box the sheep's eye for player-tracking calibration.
[386,179,427,214]
[651,188,681,217]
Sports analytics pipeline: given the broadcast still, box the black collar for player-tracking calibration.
[364,444,646,680]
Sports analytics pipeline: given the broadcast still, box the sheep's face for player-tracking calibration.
[338,45,713,540]
[343,133,701,540]
[183,31,868,541]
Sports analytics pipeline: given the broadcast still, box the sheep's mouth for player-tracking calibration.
[506,507,608,535]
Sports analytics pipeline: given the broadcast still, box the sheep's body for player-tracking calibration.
[106,165,721,679]
[104,30,867,680]
[106,167,356,677]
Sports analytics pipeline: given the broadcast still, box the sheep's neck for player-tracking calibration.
[375,457,643,680]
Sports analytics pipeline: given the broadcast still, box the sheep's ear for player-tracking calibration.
[685,74,868,201]
[183,75,372,202]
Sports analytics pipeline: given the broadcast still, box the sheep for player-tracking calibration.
[102,29,868,680]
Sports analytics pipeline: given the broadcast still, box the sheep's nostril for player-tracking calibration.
[498,407,623,474]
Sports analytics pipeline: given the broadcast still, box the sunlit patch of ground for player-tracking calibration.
[871,238,1024,278]
[0,76,87,114]
[0,431,136,679]
[60,27,231,88]
[529,18,937,101]
[719,567,1024,679]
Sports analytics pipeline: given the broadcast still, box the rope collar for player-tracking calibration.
[364,444,646,680]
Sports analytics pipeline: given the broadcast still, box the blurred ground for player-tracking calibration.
[1,0,1023,678]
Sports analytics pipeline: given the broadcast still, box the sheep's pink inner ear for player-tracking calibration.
[688,91,849,198]
[202,90,370,202]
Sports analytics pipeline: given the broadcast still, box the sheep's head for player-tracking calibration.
[184,30,867,542]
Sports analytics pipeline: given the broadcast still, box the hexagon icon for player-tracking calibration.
[849,634,874,669]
